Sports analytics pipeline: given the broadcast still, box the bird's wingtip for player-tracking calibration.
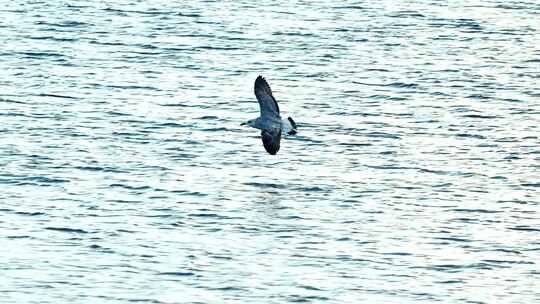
[255,75,266,84]
[255,75,271,89]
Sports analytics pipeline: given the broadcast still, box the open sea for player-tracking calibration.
[1,1,539,303]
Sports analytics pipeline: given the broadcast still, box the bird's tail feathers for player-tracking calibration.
[287,117,297,129]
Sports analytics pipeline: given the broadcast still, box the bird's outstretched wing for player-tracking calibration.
[254,75,280,118]
[261,128,281,155]
[254,76,282,154]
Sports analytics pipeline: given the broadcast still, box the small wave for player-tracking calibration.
[365,165,415,170]
[386,82,419,89]
[88,40,126,46]
[106,85,160,90]
[45,227,89,234]
[521,183,540,188]
[35,20,91,28]
[37,93,79,99]
[156,122,186,128]
[365,132,400,139]
[75,166,124,173]
[208,286,246,291]
[337,142,372,147]
[427,263,499,272]
[201,127,229,132]
[508,226,540,232]
[15,176,69,185]
[27,36,78,42]
[482,259,534,265]
[433,237,472,243]
[187,213,241,220]
[195,46,242,51]
[462,114,499,119]
[244,182,287,189]
[452,208,500,213]
[333,5,366,10]
[467,94,491,100]
[177,12,201,17]
[158,271,196,276]
[170,190,208,196]
[293,186,326,192]
[19,52,65,58]
[288,295,330,302]
[14,211,46,216]
[109,184,152,191]
[455,133,486,139]
[368,94,408,101]
[0,98,26,104]
[6,235,32,239]
[389,11,426,18]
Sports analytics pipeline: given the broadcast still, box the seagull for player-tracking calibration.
[241,76,297,155]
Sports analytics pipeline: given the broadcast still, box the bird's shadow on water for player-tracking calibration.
[253,189,288,223]
[249,187,311,236]
[248,184,291,218]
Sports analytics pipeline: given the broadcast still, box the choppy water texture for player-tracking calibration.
[1,1,539,303]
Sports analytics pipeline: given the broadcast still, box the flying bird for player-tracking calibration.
[241,76,297,155]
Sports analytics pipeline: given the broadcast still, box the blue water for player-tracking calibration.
[1,1,539,303]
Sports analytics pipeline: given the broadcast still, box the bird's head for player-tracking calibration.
[241,119,256,127]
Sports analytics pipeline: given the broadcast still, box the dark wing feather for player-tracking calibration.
[261,128,281,155]
[254,76,280,118]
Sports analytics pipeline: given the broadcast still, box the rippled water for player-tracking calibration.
[1,1,539,303]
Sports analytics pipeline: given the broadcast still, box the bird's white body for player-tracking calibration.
[281,118,295,135]
[246,117,297,136]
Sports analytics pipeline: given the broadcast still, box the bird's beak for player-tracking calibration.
[240,122,246,126]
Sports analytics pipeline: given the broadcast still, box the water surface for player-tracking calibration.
[1,1,539,303]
